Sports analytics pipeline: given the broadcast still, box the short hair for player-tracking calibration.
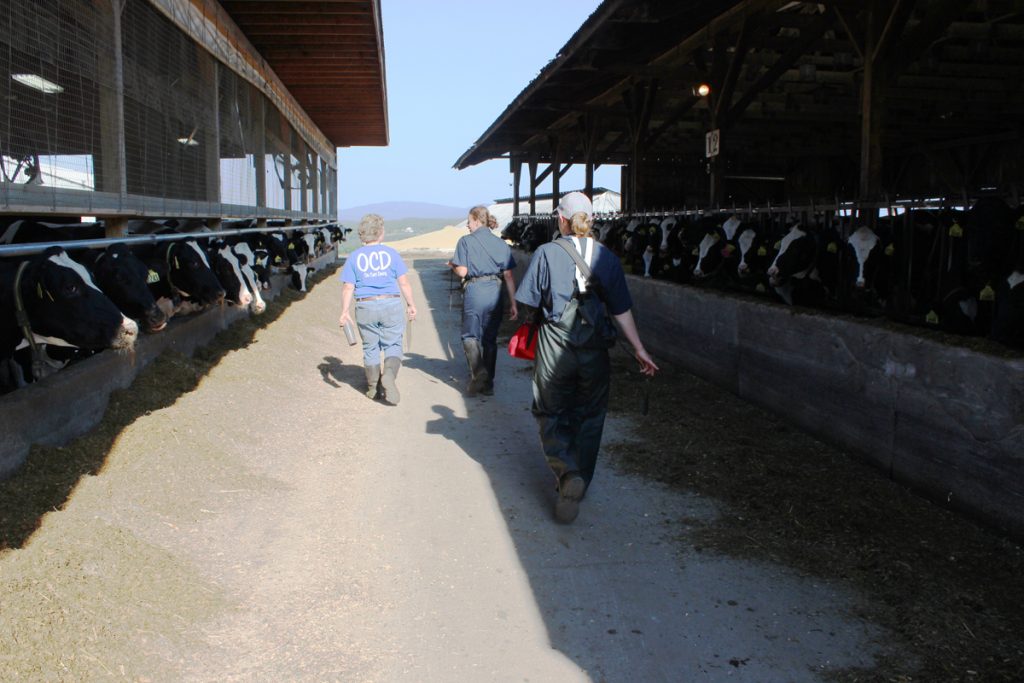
[358,213,385,243]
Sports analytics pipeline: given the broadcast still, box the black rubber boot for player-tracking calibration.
[481,345,497,395]
[462,338,488,396]
[381,356,401,405]
[363,364,381,400]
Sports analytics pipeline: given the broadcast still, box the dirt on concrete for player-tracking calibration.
[0,254,1021,682]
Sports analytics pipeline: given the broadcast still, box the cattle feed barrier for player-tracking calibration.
[0,249,340,479]
[510,249,1024,541]
[0,222,343,258]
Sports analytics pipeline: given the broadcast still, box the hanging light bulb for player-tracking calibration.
[693,82,712,97]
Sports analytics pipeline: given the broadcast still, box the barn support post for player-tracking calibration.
[549,134,561,203]
[511,157,522,216]
[859,0,904,204]
[528,159,538,215]
[99,1,127,236]
[203,57,220,205]
[255,100,266,211]
[623,80,658,209]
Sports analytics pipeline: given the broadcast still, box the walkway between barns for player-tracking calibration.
[1,255,883,681]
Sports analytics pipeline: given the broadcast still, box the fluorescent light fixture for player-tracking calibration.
[176,137,199,146]
[12,73,63,94]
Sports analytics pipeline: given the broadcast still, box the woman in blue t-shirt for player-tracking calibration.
[339,214,417,405]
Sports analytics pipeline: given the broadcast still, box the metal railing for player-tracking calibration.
[0,222,341,258]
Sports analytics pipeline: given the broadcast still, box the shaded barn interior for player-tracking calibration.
[456,0,1024,211]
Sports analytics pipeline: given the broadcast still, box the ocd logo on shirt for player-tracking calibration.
[357,250,392,276]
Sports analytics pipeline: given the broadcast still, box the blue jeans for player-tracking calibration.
[355,298,405,365]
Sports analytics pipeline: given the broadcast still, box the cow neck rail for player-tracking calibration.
[0,223,341,258]
[11,261,65,382]
[510,197,978,221]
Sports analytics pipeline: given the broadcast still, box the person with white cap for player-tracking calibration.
[515,191,658,523]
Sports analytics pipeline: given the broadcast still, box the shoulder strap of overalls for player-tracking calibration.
[554,237,594,289]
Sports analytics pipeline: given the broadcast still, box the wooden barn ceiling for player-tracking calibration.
[454,0,1024,194]
[221,0,388,148]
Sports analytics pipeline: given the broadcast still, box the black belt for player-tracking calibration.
[465,274,501,283]
[356,294,401,302]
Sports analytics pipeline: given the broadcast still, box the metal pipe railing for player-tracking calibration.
[0,222,340,258]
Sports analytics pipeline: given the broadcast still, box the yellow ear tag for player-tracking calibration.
[948,222,963,238]
[36,283,43,299]
[773,240,782,250]
[274,255,282,264]
[147,269,161,284]
[980,284,996,302]
[1015,216,1024,231]
[691,247,699,256]
[757,246,768,257]
[174,257,180,269]
[288,242,295,249]
[827,242,838,254]
[926,310,940,325]
[885,244,895,257]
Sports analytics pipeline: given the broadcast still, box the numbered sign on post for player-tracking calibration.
[705,129,721,158]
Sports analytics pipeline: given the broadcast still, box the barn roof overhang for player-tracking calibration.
[221,0,389,149]
[454,0,1024,184]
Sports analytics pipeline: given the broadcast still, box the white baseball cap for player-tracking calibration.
[555,191,593,220]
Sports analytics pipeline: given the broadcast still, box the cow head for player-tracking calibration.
[5,247,138,354]
[164,240,226,305]
[288,263,313,292]
[210,244,253,307]
[767,224,817,286]
[90,243,168,332]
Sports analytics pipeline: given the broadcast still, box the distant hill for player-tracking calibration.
[339,201,466,221]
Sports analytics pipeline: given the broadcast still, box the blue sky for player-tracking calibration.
[336,0,621,210]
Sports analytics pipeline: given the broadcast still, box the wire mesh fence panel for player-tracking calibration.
[1,0,114,208]
[263,99,287,211]
[218,65,260,210]
[2,0,336,220]
[122,0,216,204]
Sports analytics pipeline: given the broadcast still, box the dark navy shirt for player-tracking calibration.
[516,236,632,322]
[452,227,516,278]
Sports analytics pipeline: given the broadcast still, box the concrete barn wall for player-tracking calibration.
[0,251,339,478]
[511,249,1024,539]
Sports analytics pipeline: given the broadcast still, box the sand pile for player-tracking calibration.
[385,225,467,251]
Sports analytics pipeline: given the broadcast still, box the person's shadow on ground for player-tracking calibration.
[317,355,366,393]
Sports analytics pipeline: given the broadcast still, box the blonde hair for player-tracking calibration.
[358,213,385,243]
[568,212,593,238]
[468,205,490,227]
[487,214,498,230]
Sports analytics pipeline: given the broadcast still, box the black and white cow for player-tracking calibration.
[693,215,743,283]
[1,219,168,332]
[288,263,314,292]
[140,239,226,316]
[766,222,829,306]
[991,269,1024,348]
[207,242,254,308]
[229,242,267,315]
[1,247,138,388]
[78,244,169,333]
